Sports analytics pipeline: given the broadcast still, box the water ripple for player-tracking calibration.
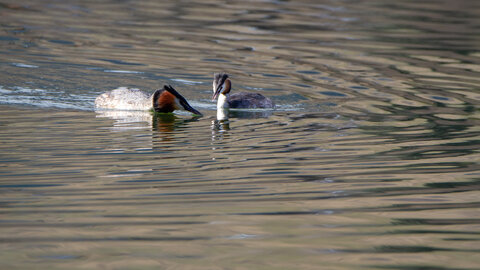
[0,0,479,269]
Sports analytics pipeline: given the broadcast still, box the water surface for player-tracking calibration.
[0,0,479,269]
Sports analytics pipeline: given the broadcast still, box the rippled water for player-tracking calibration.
[1,0,479,269]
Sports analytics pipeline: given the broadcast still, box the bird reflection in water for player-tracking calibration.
[152,113,200,142]
[95,110,155,130]
[211,108,230,141]
[211,108,275,141]
[95,110,200,143]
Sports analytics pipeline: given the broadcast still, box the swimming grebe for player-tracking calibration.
[212,73,275,109]
[95,85,202,115]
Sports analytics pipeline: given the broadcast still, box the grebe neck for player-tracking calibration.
[217,93,229,109]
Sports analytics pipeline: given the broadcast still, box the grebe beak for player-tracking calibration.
[164,85,203,116]
[212,85,222,101]
[180,99,202,116]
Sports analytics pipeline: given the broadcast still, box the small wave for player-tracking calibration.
[171,78,204,85]
[189,101,217,110]
[0,87,12,94]
[11,63,39,68]
[103,70,143,74]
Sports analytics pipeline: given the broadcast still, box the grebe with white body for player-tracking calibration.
[212,73,275,109]
[95,85,202,115]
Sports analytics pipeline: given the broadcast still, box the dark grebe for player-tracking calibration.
[212,73,275,109]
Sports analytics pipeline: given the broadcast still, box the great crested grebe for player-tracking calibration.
[212,73,275,109]
[95,85,202,115]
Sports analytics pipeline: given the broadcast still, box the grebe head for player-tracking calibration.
[212,73,231,101]
[153,85,202,115]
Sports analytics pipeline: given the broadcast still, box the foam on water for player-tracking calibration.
[0,85,95,111]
